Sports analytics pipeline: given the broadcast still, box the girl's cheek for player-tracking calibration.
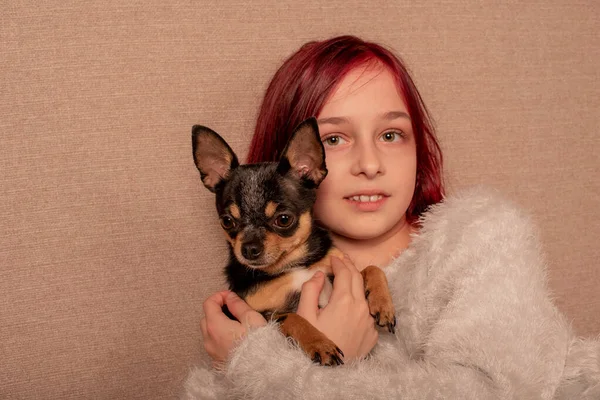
[315,183,331,203]
[319,168,341,192]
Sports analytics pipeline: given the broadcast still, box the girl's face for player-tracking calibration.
[313,65,417,241]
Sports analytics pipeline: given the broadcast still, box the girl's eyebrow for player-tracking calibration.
[316,116,350,126]
[317,111,411,126]
[381,111,411,121]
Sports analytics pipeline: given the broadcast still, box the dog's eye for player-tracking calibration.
[274,214,294,228]
[220,216,235,230]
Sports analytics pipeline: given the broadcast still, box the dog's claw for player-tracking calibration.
[388,317,396,334]
[325,348,344,366]
[372,311,397,334]
[310,345,344,366]
[329,352,343,366]
[312,352,321,364]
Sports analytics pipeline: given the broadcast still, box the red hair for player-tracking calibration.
[247,35,444,223]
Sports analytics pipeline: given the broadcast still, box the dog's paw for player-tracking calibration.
[365,288,396,334]
[306,339,344,366]
[276,313,345,366]
[362,265,397,334]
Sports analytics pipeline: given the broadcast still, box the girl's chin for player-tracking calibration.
[326,213,410,242]
[331,224,400,242]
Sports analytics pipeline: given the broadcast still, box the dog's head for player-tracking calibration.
[192,117,327,273]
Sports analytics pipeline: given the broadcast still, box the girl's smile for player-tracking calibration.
[344,191,390,212]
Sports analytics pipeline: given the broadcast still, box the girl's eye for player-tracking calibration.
[380,131,403,142]
[274,214,294,228]
[220,216,235,230]
[322,135,346,146]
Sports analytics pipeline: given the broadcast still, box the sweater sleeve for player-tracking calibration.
[217,322,502,400]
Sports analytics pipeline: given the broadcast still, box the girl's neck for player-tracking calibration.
[330,218,415,270]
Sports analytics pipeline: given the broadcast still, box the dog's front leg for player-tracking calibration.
[361,265,397,334]
[274,312,344,366]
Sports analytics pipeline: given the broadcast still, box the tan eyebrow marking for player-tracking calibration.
[229,204,241,219]
[265,202,278,218]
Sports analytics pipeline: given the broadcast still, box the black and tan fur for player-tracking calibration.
[192,117,396,366]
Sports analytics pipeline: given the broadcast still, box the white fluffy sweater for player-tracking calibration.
[183,187,600,399]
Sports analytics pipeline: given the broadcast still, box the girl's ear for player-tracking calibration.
[277,117,328,187]
[192,125,239,193]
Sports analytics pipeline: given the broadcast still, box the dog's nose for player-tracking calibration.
[241,242,263,260]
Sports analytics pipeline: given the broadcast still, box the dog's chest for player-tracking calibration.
[289,267,333,308]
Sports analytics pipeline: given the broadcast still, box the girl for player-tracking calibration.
[184,36,599,399]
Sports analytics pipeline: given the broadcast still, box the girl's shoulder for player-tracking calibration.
[389,185,544,281]
[417,185,536,242]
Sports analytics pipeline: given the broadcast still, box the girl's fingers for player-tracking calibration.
[330,256,354,301]
[224,292,253,319]
[203,291,230,313]
[297,271,326,319]
[203,291,234,325]
[343,255,365,299]
[224,292,267,328]
[200,291,265,364]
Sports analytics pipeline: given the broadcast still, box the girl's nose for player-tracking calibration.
[350,140,383,178]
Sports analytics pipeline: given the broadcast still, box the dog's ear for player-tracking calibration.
[278,117,327,187]
[192,125,239,193]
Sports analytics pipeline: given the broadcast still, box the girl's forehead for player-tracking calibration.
[318,65,408,121]
[336,64,390,92]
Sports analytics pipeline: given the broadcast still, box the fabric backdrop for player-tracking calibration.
[1,1,598,398]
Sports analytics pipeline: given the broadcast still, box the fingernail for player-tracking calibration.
[227,292,238,300]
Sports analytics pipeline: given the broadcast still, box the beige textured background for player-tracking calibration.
[1,1,598,398]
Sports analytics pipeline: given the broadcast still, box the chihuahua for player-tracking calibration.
[192,117,396,366]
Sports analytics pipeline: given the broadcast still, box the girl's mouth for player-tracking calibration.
[348,194,384,203]
[344,194,389,211]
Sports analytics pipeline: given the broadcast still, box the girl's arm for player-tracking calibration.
[217,323,501,399]
[187,274,501,400]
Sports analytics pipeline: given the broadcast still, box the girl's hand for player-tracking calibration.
[297,255,378,362]
[200,290,267,366]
